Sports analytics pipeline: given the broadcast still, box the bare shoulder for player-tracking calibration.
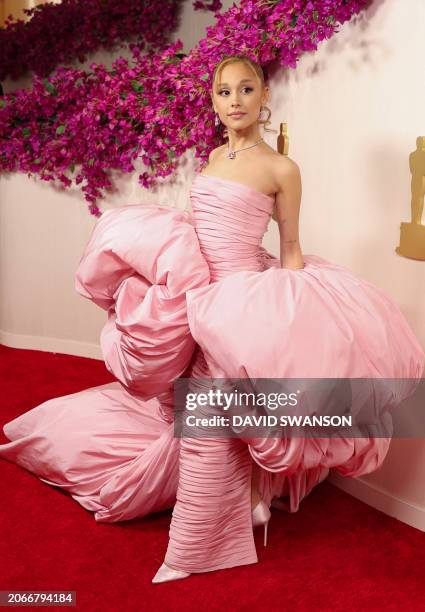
[272,153,301,193]
[271,155,302,222]
[272,155,301,185]
[208,144,227,163]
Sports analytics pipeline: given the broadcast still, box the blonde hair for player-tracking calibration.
[211,54,276,134]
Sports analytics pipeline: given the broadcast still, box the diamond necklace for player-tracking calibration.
[228,137,264,160]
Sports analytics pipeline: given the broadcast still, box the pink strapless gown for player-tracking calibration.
[1,174,424,574]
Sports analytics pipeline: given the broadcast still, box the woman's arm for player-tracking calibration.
[273,158,305,270]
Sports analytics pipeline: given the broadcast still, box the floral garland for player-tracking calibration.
[0,0,371,216]
[0,0,203,81]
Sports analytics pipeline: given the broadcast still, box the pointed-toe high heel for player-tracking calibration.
[152,562,191,584]
[251,499,271,547]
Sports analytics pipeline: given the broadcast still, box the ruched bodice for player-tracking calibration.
[190,174,275,281]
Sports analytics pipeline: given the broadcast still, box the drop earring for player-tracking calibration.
[214,112,220,127]
[258,106,271,123]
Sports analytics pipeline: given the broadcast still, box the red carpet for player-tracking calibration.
[1,344,424,611]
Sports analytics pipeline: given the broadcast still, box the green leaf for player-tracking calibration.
[44,79,57,96]
[0,99,5,109]
[261,31,268,43]
[88,158,95,167]
[313,10,319,22]
[55,124,65,135]
[119,91,128,100]
[131,80,143,92]
[327,15,335,24]
[200,73,210,82]
[22,127,31,137]
[69,163,75,172]
[34,158,41,164]
[290,13,298,27]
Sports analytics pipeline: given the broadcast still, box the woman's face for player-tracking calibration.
[211,62,268,130]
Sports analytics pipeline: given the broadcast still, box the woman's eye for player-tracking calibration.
[218,87,253,96]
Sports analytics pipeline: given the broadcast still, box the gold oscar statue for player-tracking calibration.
[277,122,289,156]
[396,136,425,260]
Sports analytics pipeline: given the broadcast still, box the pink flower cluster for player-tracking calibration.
[0,0,371,217]
[0,0,183,81]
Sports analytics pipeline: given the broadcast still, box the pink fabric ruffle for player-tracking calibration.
[75,205,210,400]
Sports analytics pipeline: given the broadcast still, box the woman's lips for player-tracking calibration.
[228,113,246,119]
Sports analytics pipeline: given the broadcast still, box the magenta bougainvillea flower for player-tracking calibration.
[0,0,184,81]
[0,0,371,216]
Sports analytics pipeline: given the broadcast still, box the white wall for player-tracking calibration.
[1,0,424,528]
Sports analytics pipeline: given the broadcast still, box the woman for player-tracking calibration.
[1,55,424,584]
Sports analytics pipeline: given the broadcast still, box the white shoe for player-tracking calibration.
[152,562,191,584]
[251,499,271,547]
